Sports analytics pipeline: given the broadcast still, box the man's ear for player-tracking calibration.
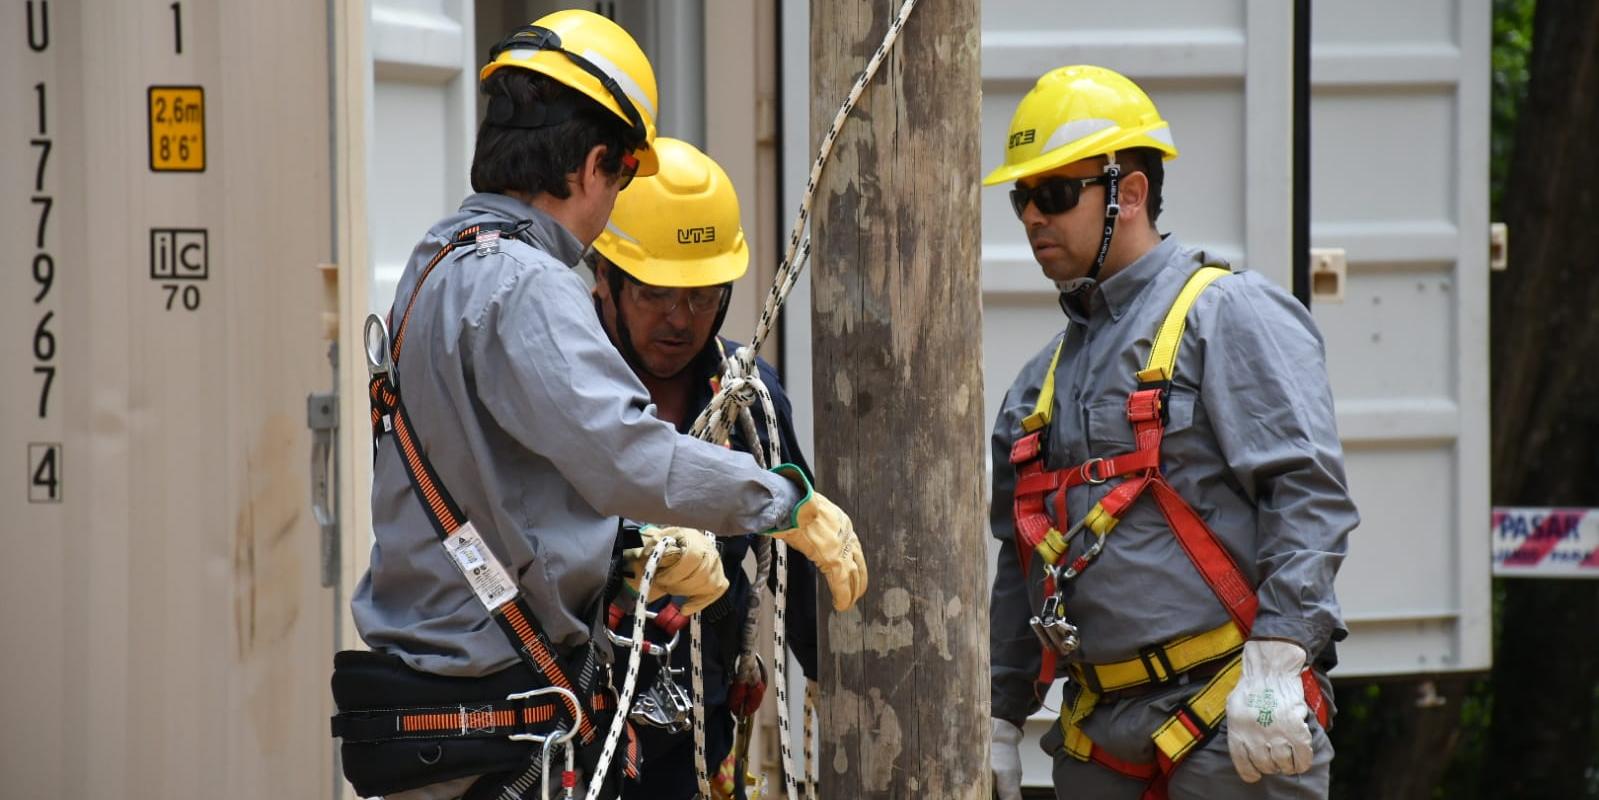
[1116,169,1149,226]
[592,258,613,300]
[576,144,611,196]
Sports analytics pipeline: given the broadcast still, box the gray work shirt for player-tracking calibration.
[989,236,1357,724]
[353,193,800,678]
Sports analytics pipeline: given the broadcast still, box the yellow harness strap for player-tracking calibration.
[1021,335,1067,433]
[1137,266,1230,385]
[1150,655,1243,764]
[1062,681,1101,761]
[1072,621,1245,693]
[1061,650,1244,768]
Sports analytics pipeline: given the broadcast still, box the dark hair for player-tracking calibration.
[1118,147,1166,224]
[470,69,633,199]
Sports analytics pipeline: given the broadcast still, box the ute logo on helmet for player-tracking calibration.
[1008,129,1036,149]
[676,226,717,244]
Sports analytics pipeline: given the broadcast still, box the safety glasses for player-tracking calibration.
[616,152,639,190]
[624,279,728,317]
[1009,175,1110,219]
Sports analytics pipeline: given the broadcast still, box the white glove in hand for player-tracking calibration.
[625,527,728,615]
[1225,639,1314,783]
[990,717,1024,800]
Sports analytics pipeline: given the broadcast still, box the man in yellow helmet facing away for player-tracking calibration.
[984,65,1357,800]
[587,137,820,800]
[332,13,866,800]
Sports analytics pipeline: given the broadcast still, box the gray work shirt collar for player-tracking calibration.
[1062,234,1181,325]
[458,192,587,266]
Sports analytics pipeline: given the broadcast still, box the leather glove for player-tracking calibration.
[767,465,867,611]
[623,526,729,616]
[1225,639,1314,783]
[990,717,1024,800]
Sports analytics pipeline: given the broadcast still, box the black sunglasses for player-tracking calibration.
[1009,175,1110,219]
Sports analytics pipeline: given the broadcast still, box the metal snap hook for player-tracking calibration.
[363,314,393,378]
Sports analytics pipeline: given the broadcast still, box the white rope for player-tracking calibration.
[803,681,819,800]
[582,538,670,800]
[679,2,922,797]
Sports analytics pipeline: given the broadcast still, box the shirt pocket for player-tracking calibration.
[1086,389,1200,456]
[1085,398,1137,455]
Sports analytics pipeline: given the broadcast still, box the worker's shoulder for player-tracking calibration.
[1190,265,1310,323]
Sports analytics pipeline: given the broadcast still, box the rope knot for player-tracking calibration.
[718,346,762,409]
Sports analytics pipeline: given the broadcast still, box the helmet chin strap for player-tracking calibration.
[1057,156,1122,306]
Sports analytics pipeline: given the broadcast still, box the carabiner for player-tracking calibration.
[363,314,393,378]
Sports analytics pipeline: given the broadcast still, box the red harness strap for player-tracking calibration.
[1015,384,1328,792]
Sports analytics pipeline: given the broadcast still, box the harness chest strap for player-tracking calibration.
[368,222,602,746]
[1010,266,1230,688]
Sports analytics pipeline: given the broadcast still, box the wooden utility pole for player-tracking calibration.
[810,1,986,797]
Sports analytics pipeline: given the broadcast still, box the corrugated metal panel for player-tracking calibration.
[369,0,477,314]
[1309,0,1491,676]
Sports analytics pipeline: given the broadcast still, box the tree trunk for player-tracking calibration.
[1484,1,1599,796]
[810,0,987,797]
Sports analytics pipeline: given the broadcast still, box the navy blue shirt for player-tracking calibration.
[617,336,820,708]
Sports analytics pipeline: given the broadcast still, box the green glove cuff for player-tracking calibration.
[766,463,814,533]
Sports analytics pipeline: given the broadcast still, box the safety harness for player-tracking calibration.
[1010,263,1329,797]
[335,222,631,799]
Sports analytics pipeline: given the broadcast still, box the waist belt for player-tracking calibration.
[1071,621,1246,695]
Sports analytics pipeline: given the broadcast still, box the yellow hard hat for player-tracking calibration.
[592,138,749,288]
[983,65,1177,186]
[480,10,661,175]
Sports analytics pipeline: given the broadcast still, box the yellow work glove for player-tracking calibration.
[767,465,868,612]
[624,526,729,616]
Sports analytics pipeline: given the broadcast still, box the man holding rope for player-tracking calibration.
[333,11,865,800]
[588,137,820,800]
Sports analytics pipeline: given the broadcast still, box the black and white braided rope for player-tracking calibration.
[582,538,670,800]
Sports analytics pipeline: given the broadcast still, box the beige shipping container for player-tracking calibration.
[0,0,355,796]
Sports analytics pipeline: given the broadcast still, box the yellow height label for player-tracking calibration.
[148,86,206,172]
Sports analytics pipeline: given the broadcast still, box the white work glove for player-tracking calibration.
[768,465,868,611]
[624,526,729,615]
[1225,639,1314,783]
[990,717,1024,800]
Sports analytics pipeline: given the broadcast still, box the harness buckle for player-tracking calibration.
[1137,642,1179,686]
[1078,457,1108,485]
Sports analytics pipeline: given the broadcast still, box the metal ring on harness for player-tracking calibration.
[1078,457,1108,485]
[363,313,393,377]
[506,685,584,745]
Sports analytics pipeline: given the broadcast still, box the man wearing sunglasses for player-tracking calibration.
[984,66,1356,800]
[587,137,820,800]
[340,13,866,800]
